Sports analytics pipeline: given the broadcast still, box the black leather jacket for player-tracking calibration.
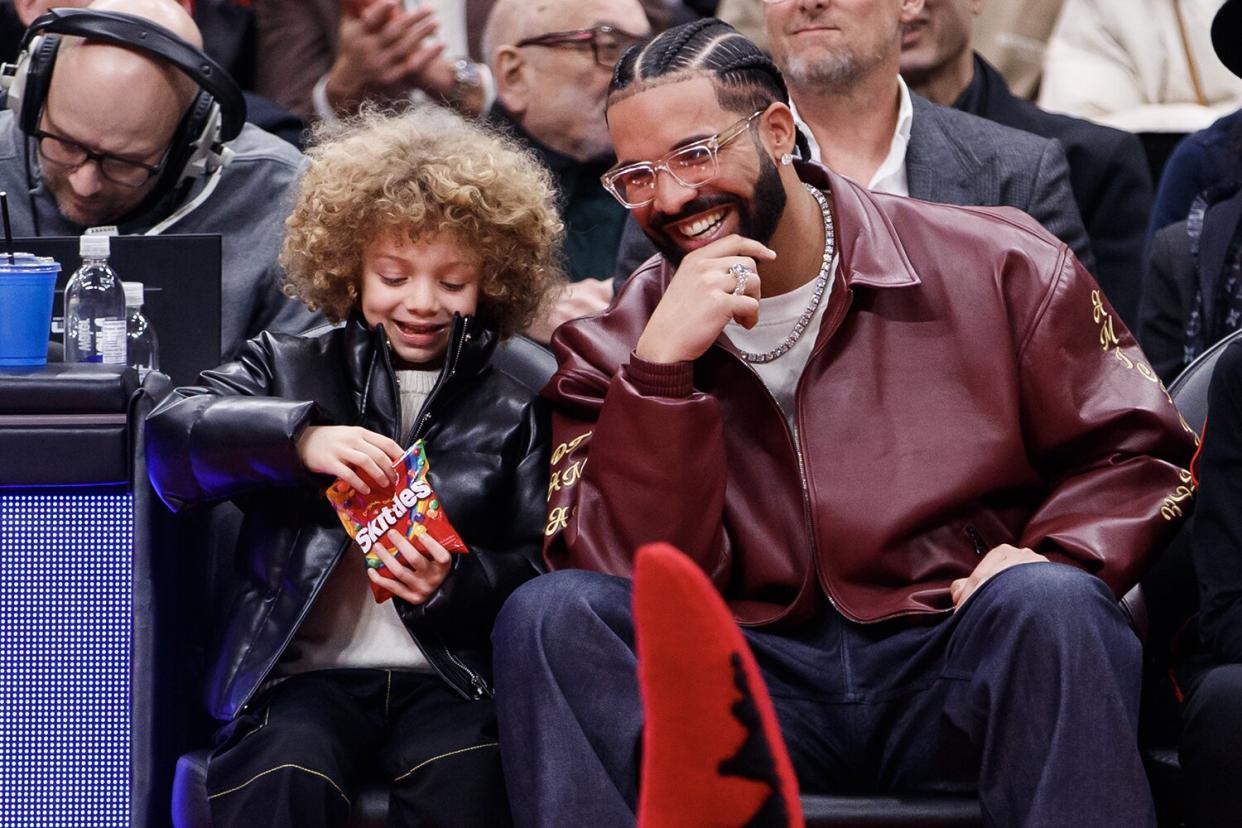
[146,314,550,720]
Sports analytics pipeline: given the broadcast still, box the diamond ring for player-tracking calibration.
[729,262,756,295]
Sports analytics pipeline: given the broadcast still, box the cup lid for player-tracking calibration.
[0,252,60,273]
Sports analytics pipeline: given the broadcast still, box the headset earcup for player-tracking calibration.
[16,33,61,134]
[166,90,220,184]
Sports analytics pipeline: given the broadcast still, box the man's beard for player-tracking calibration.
[782,50,860,94]
[644,148,787,269]
[776,15,899,96]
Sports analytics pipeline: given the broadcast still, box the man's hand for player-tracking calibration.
[326,0,455,116]
[950,544,1049,611]
[527,277,615,344]
[368,528,454,604]
[295,425,404,494]
[635,235,775,364]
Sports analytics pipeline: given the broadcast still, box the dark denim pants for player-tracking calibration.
[492,562,1155,827]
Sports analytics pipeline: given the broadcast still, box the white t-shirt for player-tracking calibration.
[724,256,839,426]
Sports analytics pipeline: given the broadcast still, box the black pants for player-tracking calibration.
[1181,662,1242,827]
[205,669,512,828]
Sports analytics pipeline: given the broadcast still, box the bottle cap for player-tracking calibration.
[79,233,110,259]
[122,281,144,307]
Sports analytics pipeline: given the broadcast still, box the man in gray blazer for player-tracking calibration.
[613,0,1096,287]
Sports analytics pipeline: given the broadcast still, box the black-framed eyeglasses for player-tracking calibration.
[31,128,167,188]
[515,25,646,69]
[600,110,765,209]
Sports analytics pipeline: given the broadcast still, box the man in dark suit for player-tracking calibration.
[900,0,1153,329]
[612,1,1095,289]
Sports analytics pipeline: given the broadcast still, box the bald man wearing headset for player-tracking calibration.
[0,0,321,359]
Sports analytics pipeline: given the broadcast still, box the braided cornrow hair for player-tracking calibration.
[610,18,788,116]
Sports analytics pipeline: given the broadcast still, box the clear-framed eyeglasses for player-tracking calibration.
[600,109,765,209]
[31,128,167,188]
[515,25,647,69]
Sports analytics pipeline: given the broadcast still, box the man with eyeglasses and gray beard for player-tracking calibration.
[481,0,651,343]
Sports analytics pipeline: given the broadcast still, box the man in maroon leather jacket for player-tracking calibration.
[492,19,1197,828]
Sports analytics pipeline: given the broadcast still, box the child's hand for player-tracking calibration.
[369,529,454,604]
[296,425,404,494]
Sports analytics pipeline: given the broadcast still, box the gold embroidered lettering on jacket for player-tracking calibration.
[1161,468,1196,521]
[1091,290,1199,445]
[1091,291,1199,520]
[551,431,592,466]
[548,459,587,502]
[545,506,571,537]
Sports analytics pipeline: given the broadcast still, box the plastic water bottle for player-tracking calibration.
[123,281,159,377]
[63,234,126,364]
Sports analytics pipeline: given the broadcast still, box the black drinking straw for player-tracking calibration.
[0,192,13,264]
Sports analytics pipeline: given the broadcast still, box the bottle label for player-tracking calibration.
[76,318,93,355]
[99,319,127,365]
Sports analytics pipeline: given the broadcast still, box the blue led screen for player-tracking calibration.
[0,494,132,827]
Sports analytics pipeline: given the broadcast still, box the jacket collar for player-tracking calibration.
[951,53,1017,119]
[794,161,921,290]
[342,311,499,427]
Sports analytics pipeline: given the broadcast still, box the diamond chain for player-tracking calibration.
[736,183,835,364]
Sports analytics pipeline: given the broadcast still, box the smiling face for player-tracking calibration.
[606,77,789,266]
[764,0,922,92]
[359,230,482,369]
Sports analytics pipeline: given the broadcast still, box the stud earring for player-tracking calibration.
[780,152,794,166]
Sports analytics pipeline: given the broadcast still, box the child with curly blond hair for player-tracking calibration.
[147,105,566,827]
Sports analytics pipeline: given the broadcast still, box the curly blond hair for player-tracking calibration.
[281,105,566,337]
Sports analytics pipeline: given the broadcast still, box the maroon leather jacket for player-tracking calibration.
[542,164,1197,627]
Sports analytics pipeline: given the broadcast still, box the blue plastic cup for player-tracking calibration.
[0,253,61,367]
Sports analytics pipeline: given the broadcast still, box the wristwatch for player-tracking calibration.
[449,59,483,112]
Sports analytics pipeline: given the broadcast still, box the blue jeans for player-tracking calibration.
[492,563,1154,827]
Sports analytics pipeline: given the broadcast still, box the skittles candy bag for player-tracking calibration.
[326,440,468,602]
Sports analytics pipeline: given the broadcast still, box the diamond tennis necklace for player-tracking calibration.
[737,183,835,364]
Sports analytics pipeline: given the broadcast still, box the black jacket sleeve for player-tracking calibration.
[144,333,328,511]
[1194,342,1242,664]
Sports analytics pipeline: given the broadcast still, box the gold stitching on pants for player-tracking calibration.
[385,670,392,721]
[392,743,499,783]
[208,763,351,806]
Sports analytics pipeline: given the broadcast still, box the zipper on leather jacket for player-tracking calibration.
[965,524,989,556]
[716,279,941,625]
[413,317,471,445]
[374,315,471,444]
[727,358,829,615]
[442,642,492,699]
[378,314,487,700]
[717,281,851,619]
